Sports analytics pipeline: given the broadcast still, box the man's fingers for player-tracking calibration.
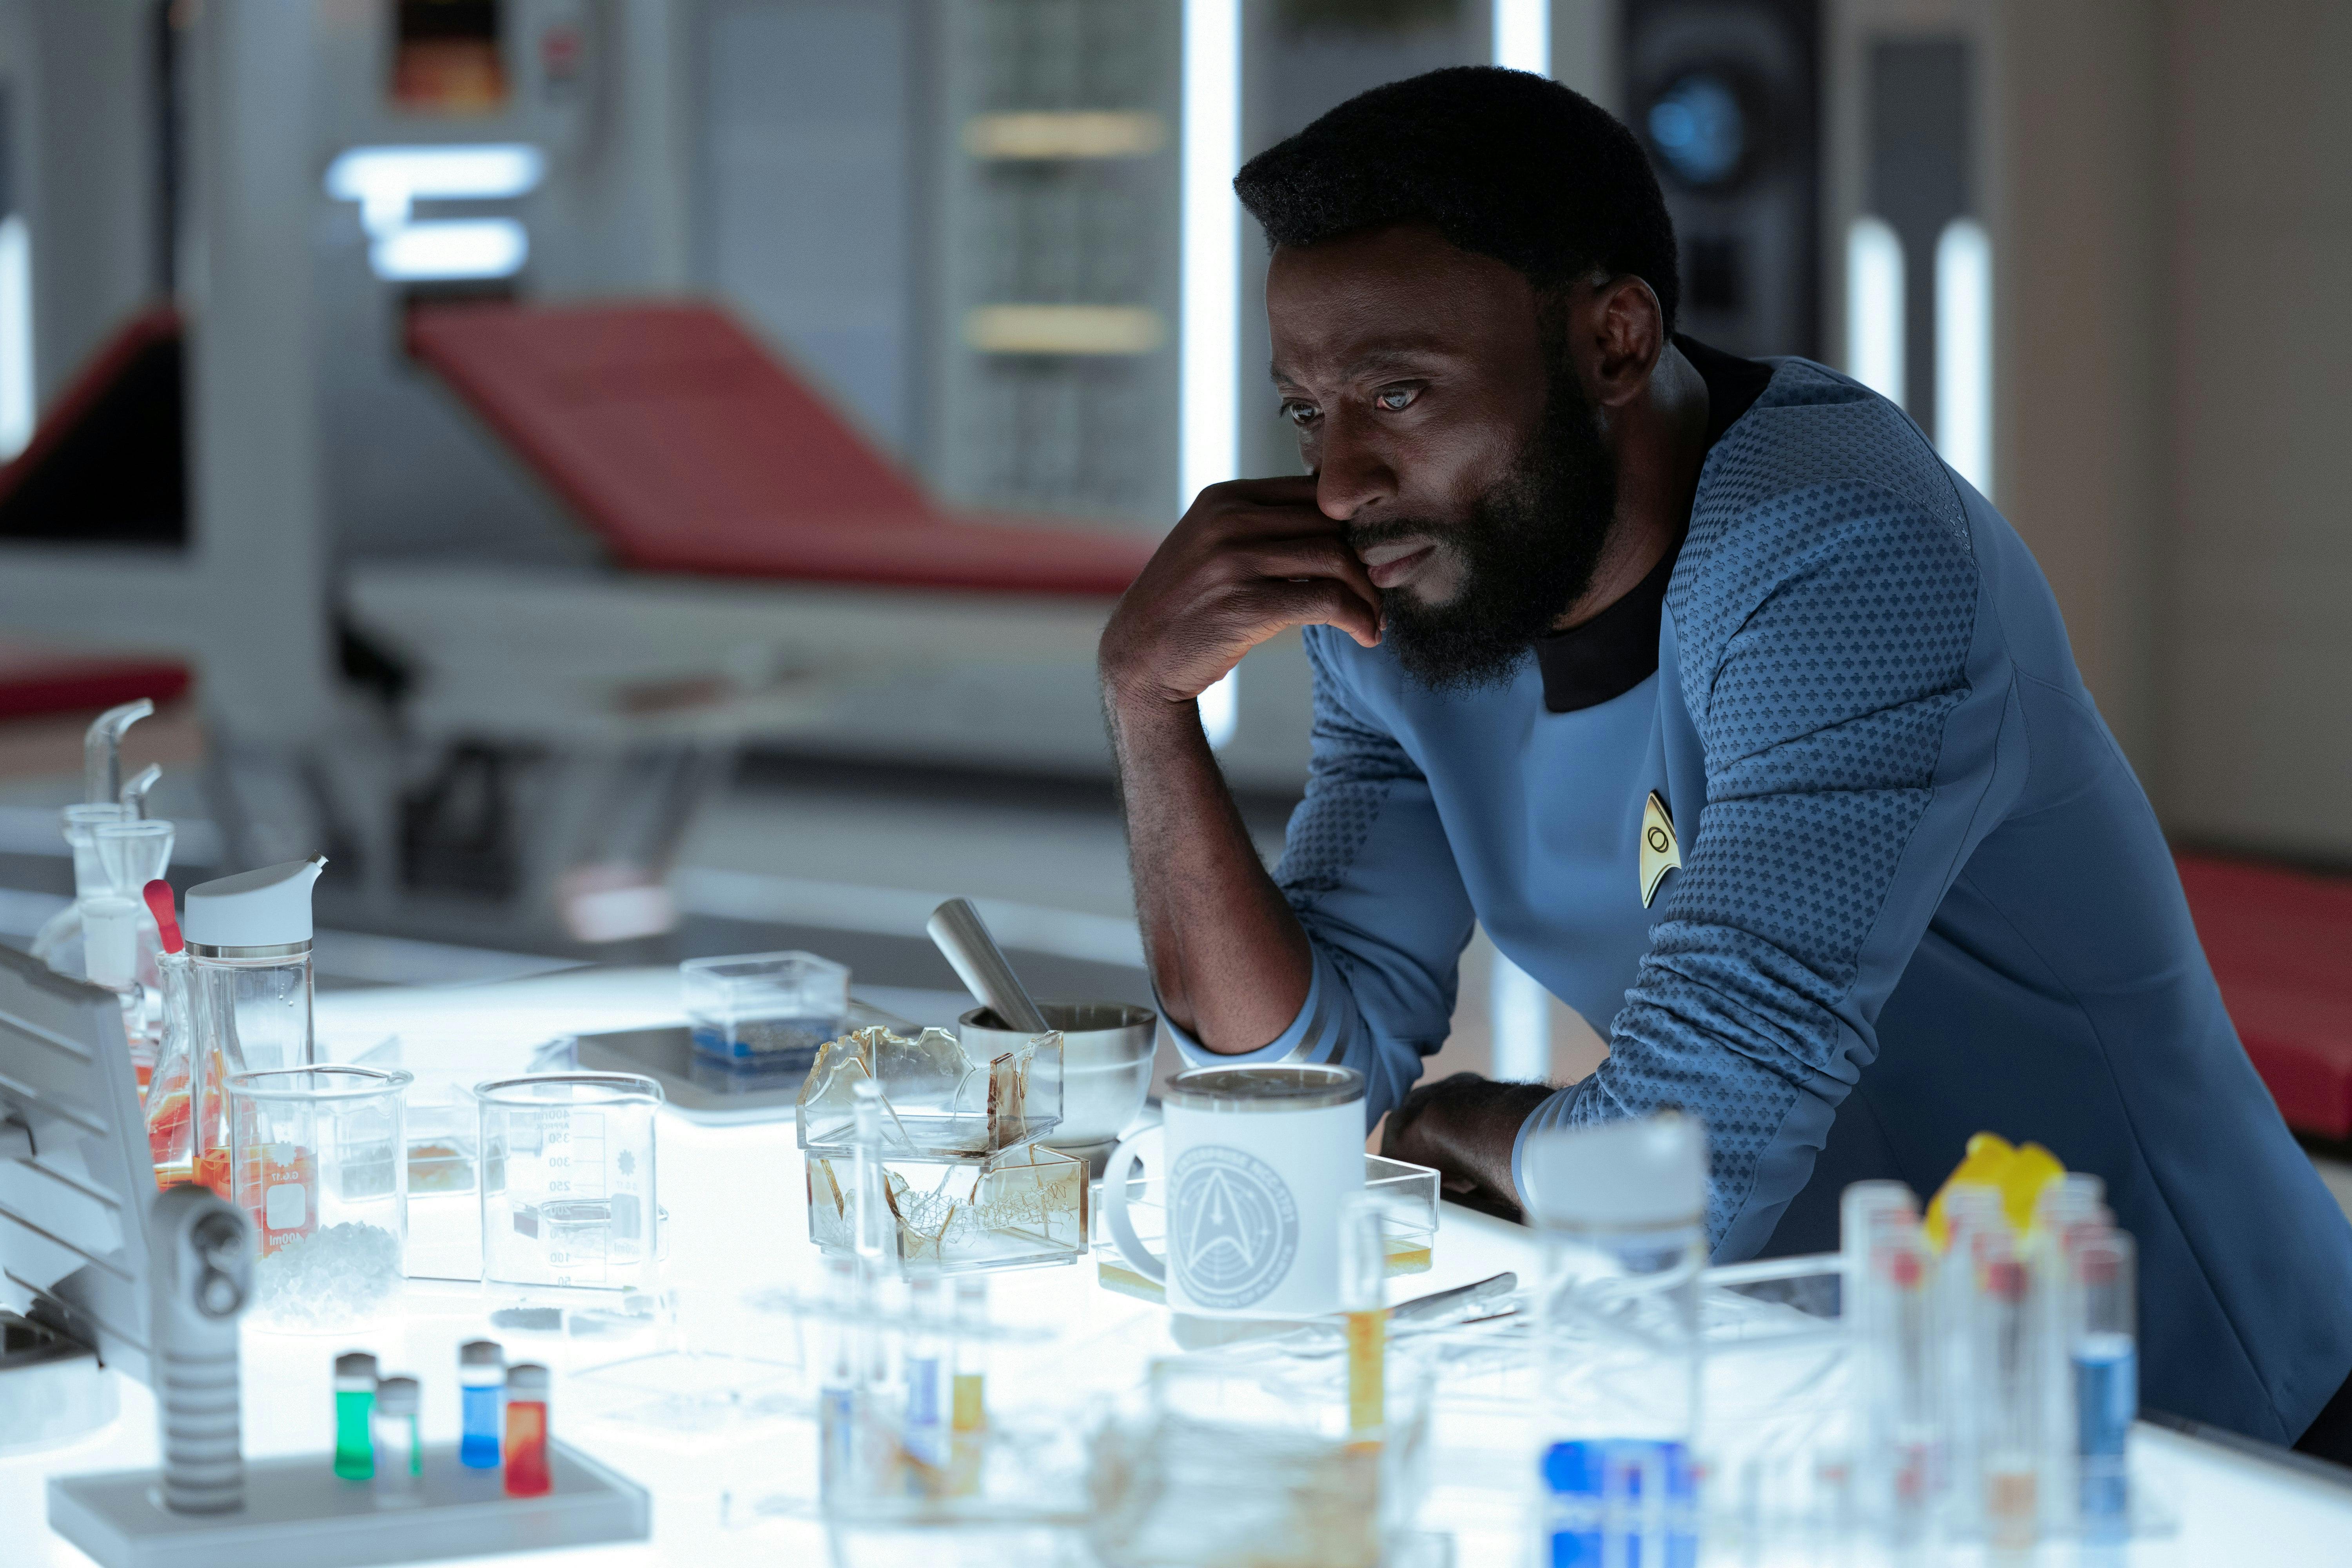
[1233,537,1381,611]
[1247,579,1382,649]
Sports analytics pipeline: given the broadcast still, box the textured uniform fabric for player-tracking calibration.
[1160,357,2352,1444]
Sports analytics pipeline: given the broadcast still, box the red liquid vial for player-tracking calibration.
[503,1363,552,1496]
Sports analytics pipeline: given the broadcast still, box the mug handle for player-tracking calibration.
[1101,1125,1166,1285]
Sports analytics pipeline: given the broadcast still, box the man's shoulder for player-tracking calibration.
[1671,359,1978,663]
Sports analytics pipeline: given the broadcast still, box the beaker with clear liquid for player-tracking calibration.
[476,1074,662,1297]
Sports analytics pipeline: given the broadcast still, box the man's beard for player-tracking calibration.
[1352,369,1617,693]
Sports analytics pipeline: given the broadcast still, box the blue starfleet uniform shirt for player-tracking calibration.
[1163,348,2352,1443]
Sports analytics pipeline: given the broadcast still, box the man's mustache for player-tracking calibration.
[1346,515,1452,552]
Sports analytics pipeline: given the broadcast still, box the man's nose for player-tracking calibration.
[1313,408,1397,522]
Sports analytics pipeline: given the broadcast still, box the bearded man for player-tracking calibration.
[1097,66,2352,1455]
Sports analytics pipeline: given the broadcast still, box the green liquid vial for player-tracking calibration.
[333,1352,378,1481]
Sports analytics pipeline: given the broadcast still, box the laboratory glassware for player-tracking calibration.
[1971,1229,2043,1550]
[31,803,128,976]
[94,818,176,1054]
[1100,1063,1366,1317]
[2072,1229,2136,1537]
[334,1353,379,1479]
[187,858,328,1079]
[374,1376,422,1494]
[31,699,156,976]
[461,1340,506,1468]
[227,1065,411,1331]
[960,1000,1153,1158]
[799,1023,1063,1155]
[476,1073,662,1298]
[681,949,848,1065]
[1523,1112,1706,1568]
[1339,1192,1387,1444]
[505,1364,552,1496]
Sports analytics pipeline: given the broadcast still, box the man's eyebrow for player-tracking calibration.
[1270,343,1457,387]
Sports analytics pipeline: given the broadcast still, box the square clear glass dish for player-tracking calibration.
[807,1142,1087,1272]
[681,950,850,1064]
[798,1024,1062,1156]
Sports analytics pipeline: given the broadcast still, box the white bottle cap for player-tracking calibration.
[1519,1110,1707,1230]
[183,858,327,951]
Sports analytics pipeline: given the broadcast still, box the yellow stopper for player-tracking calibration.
[1923,1132,2068,1251]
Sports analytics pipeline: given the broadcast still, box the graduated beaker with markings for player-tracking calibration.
[476,1073,662,1296]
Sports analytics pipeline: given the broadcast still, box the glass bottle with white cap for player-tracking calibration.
[185,857,328,1078]
[1522,1111,1708,1566]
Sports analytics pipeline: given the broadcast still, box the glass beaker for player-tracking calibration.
[477,1074,662,1297]
[227,1065,412,1332]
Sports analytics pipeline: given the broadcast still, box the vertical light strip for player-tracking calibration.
[1491,0,1551,74]
[1846,215,1906,408]
[1935,217,1992,495]
[1180,0,1241,508]
[1490,951,1553,1084]
[0,215,33,461]
[1182,0,1243,748]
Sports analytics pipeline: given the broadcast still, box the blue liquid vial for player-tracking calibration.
[460,1338,505,1469]
[2075,1332,2136,1532]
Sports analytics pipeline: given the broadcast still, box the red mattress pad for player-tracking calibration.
[406,301,1160,597]
[2178,852,2352,1140]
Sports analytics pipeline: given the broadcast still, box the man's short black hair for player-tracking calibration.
[1235,66,1680,332]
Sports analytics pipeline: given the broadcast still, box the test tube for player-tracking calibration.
[1339,1191,1387,1446]
[950,1274,989,1498]
[332,1352,379,1480]
[903,1270,949,1486]
[1867,1226,1939,1539]
[951,1275,989,1435]
[2030,1177,2109,1531]
[1972,1231,2042,1551]
[2073,1229,2136,1539]
[504,1363,552,1496]
[818,1252,858,1502]
[459,1339,504,1468]
[373,1376,422,1495]
[1938,1182,2005,1523]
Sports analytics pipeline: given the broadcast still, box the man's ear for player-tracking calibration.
[1583,275,1668,411]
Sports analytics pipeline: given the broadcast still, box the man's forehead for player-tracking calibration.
[1267,232,1542,382]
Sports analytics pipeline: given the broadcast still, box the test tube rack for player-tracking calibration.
[47,1439,649,1568]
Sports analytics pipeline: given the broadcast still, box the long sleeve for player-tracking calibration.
[1517,476,2023,1257]
[1159,628,1477,1127]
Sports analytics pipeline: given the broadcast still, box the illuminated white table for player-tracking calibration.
[4,965,2348,1566]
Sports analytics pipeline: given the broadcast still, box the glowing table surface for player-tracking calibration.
[5,964,2349,1566]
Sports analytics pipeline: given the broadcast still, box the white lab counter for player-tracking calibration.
[5,965,2349,1566]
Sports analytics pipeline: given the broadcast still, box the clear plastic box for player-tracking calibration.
[806,1141,1088,1272]
[682,950,851,1065]
[797,1024,1063,1156]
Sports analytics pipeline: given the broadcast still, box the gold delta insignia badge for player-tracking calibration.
[1640,790,1681,909]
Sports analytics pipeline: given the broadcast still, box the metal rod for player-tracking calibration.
[926,898,1049,1035]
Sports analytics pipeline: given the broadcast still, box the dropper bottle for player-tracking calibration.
[140,880,201,1186]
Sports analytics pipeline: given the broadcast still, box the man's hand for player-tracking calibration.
[1099,475,1382,713]
[1381,1073,1557,1223]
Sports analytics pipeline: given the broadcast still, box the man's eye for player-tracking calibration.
[1375,386,1420,412]
[1281,401,1319,428]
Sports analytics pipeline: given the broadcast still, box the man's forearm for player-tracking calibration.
[1107,690,1312,1054]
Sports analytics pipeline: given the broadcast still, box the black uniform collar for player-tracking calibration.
[1531,336,1773,713]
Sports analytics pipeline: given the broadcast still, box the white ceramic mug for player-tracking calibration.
[1101,1063,1366,1317]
